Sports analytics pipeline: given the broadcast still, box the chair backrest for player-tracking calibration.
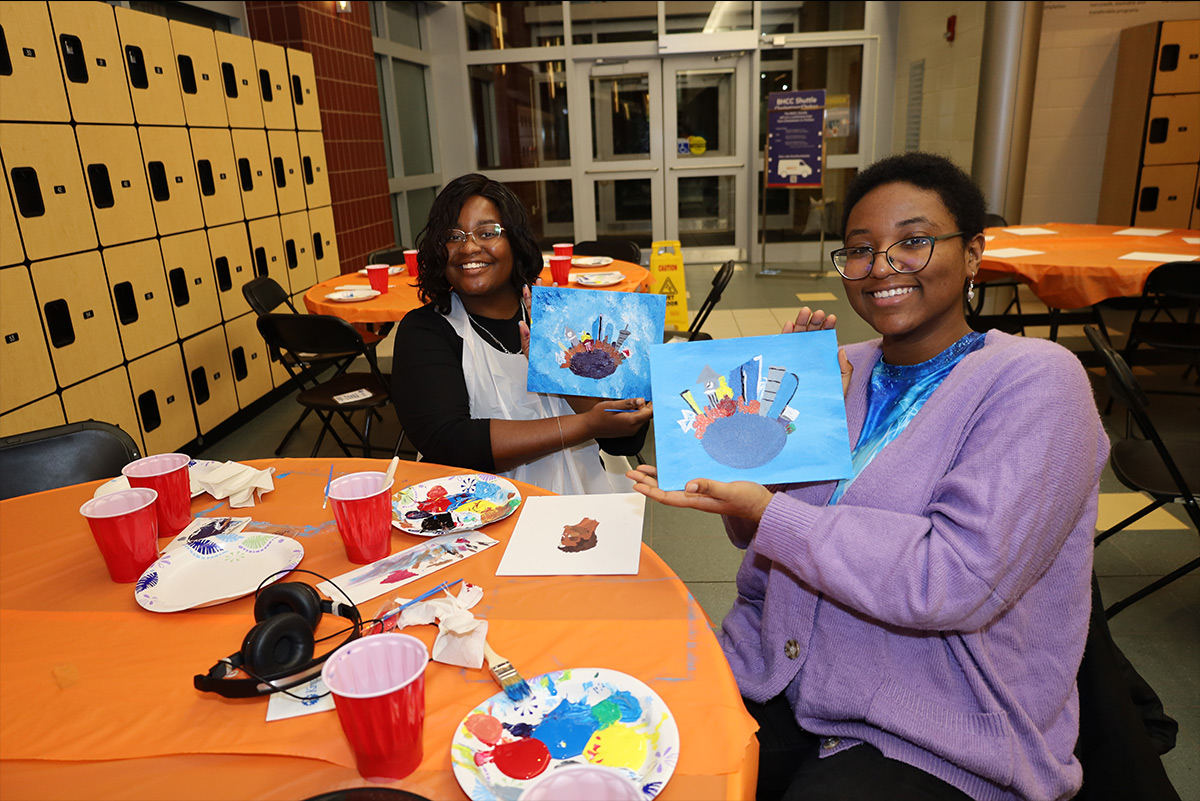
[984,212,1009,228]
[367,247,408,266]
[1143,261,1200,301]
[573,239,642,265]
[0,420,141,501]
[243,276,297,316]
[687,260,735,341]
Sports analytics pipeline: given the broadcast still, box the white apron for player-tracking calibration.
[446,294,631,496]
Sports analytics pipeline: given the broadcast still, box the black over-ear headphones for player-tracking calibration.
[193,571,363,699]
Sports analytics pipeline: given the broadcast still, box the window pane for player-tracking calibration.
[376,56,394,177]
[594,178,652,249]
[570,1,657,44]
[471,61,569,170]
[464,1,563,50]
[406,186,437,246]
[757,167,856,243]
[761,1,866,34]
[393,60,434,176]
[665,1,753,34]
[503,180,574,249]
[591,74,650,160]
[759,45,862,157]
[678,175,735,248]
[677,69,736,158]
[386,0,422,48]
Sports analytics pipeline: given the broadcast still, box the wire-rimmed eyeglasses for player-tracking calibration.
[445,223,505,248]
[830,232,964,280]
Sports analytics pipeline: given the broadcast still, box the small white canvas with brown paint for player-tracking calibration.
[495,493,646,576]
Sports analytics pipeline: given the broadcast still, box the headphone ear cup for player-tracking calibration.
[241,613,316,677]
[254,582,323,629]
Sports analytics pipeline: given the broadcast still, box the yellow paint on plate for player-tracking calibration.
[583,722,649,771]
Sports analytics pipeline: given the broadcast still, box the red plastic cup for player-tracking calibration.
[79,488,160,583]
[519,765,643,801]
[365,265,390,294]
[552,243,573,258]
[403,249,418,274]
[549,255,572,286]
[122,453,192,538]
[328,471,394,564]
[321,633,429,782]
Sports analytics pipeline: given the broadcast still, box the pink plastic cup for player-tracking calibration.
[79,488,160,583]
[549,255,572,286]
[519,765,643,801]
[365,265,390,294]
[402,249,418,274]
[328,471,394,564]
[122,453,192,538]
[321,633,429,782]
[552,243,574,258]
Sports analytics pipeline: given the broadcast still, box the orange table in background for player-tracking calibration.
[0,458,758,801]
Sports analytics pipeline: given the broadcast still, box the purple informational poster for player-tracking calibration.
[766,90,825,188]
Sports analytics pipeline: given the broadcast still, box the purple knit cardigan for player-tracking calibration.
[720,331,1109,801]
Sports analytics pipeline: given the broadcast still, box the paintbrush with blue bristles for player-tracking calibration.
[483,639,530,701]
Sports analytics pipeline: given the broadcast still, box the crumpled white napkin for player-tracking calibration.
[391,582,489,668]
[190,461,275,508]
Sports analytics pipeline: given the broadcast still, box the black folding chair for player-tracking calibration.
[366,246,409,266]
[573,239,642,265]
[664,260,735,343]
[0,420,141,501]
[1122,261,1200,377]
[1084,325,1200,619]
[256,313,404,459]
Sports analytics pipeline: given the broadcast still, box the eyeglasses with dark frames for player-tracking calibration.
[830,232,964,280]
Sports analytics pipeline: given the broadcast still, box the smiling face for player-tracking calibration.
[445,195,517,316]
[841,181,984,365]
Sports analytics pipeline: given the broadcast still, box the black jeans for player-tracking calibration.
[746,694,975,801]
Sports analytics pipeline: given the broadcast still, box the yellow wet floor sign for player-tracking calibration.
[650,240,688,331]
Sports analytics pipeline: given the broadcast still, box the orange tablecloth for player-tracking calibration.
[304,260,651,324]
[0,458,757,800]
[977,223,1199,309]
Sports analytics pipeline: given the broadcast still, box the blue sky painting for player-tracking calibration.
[527,286,666,400]
[648,330,853,491]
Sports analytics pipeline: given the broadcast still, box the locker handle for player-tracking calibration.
[148,162,171,202]
[237,158,254,191]
[113,281,139,325]
[1138,186,1160,212]
[291,74,304,105]
[125,45,149,89]
[190,367,210,405]
[168,267,191,307]
[0,25,11,77]
[44,299,76,348]
[59,34,89,83]
[221,62,238,98]
[178,54,197,94]
[87,163,115,209]
[272,157,286,189]
[312,232,324,261]
[254,247,269,277]
[303,156,314,186]
[10,167,46,218]
[214,256,232,291]
[137,389,162,432]
[1159,44,1180,72]
[285,239,298,269]
[231,346,248,381]
[197,159,216,196]
[258,69,273,102]
[1148,118,1169,144]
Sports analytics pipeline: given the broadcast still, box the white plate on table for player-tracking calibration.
[93,458,222,499]
[573,271,624,287]
[573,255,615,267]
[450,667,679,800]
[357,266,405,276]
[325,289,381,302]
[391,474,521,536]
[134,529,305,612]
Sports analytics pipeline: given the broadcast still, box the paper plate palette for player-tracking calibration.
[391,474,521,536]
[326,289,380,302]
[93,458,221,499]
[574,271,624,287]
[450,667,679,801]
[573,255,614,267]
[134,528,304,612]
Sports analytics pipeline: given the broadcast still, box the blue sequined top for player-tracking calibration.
[829,331,986,504]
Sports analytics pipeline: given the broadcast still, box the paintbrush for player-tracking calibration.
[321,464,334,509]
[383,455,400,489]
[483,640,531,702]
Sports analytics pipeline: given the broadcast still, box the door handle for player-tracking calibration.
[584,166,660,174]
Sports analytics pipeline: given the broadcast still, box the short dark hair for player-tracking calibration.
[840,152,987,241]
[413,173,544,314]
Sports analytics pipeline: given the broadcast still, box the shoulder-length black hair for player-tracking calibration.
[840,152,987,242]
[412,173,543,314]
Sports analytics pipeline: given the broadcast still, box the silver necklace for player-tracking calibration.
[467,305,528,355]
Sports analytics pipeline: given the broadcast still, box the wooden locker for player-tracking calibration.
[0,395,66,437]
[102,239,177,360]
[29,251,123,388]
[74,124,157,246]
[189,127,243,227]
[223,311,274,409]
[279,210,317,293]
[1142,93,1200,166]
[0,266,57,413]
[114,5,185,126]
[168,19,227,129]
[247,215,290,293]
[1154,20,1200,96]
[297,131,331,209]
[308,205,341,282]
[1135,163,1199,228]
[231,128,277,220]
[213,31,263,129]
[127,344,197,455]
[159,229,220,339]
[1,122,97,260]
[47,1,134,124]
[61,365,145,455]
[286,47,321,131]
[0,2,70,122]
[138,126,203,236]
[207,222,254,321]
[267,130,306,214]
[1192,170,1200,230]
[181,325,237,435]
[253,40,295,130]
[1,168,24,267]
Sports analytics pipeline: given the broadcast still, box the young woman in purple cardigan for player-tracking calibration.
[629,152,1108,801]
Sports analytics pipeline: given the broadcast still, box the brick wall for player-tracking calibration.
[244,0,393,274]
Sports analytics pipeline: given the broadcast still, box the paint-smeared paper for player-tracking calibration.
[526,285,666,400]
[265,676,334,721]
[495,493,645,576]
[649,330,853,491]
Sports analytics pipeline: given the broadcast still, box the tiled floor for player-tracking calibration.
[200,263,1199,799]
